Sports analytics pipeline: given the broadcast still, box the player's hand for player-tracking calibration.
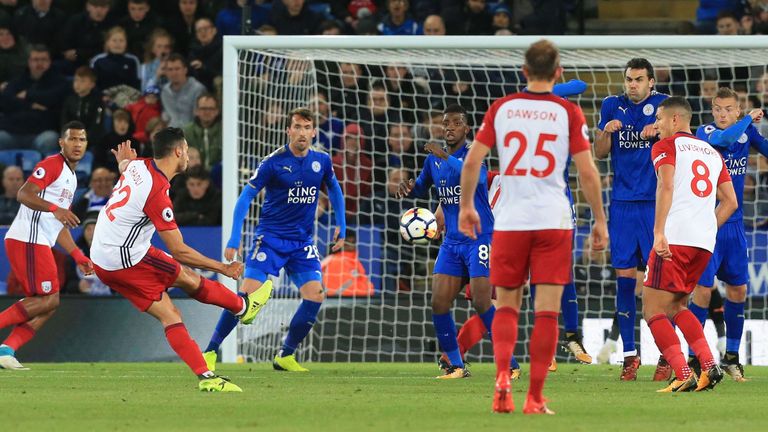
[603,120,622,133]
[590,221,608,252]
[331,226,345,252]
[224,247,240,262]
[434,205,445,240]
[397,178,414,198]
[54,207,80,228]
[221,261,244,279]
[458,207,481,240]
[748,108,764,123]
[640,124,658,140]
[77,258,94,276]
[653,233,672,261]
[111,140,137,165]
[424,142,448,160]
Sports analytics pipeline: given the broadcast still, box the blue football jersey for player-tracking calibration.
[411,143,494,243]
[247,145,337,241]
[697,122,768,224]
[599,92,669,201]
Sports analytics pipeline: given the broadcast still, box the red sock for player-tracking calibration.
[491,307,519,379]
[457,314,486,355]
[164,323,209,375]
[528,311,559,404]
[648,314,691,380]
[0,303,30,330]
[3,323,36,351]
[674,309,716,371]
[191,277,244,315]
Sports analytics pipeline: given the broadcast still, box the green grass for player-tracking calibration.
[1,362,766,431]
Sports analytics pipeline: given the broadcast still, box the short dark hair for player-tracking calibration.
[524,39,560,81]
[29,44,51,56]
[196,92,218,107]
[625,58,655,80]
[166,52,187,67]
[716,10,738,22]
[186,165,210,181]
[288,107,314,126]
[152,127,186,158]
[74,66,97,82]
[658,96,692,118]
[61,121,86,136]
[128,0,149,4]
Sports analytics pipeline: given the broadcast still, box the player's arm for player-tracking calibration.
[424,142,463,171]
[653,164,674,260]
[707,111,759,148]
[572,150,608,250]
[398,161,432,198]
[225,184,260,260]
[56,228,94,275]
[433,204,444,239]
[553,79,587,98]
[715,157,738,227]
[458,140,490,239]
[324,173,347,252]
[748,122,768,158]
[110,140,137,173]
[595,97,620,159]
[159,228,241,278]
[17,181,80,227]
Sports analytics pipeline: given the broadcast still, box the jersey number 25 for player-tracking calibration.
[504,132,557,178]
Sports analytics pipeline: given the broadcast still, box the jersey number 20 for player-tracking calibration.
[503,132,557,178]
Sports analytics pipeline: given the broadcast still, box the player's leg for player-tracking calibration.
[560,280,592,364]
[0,241,61,330]
[432,273,469,378]
[146,293,242,392]
[609,202,640,376]
[721,283,747,380]
[685,284,712,374]
[273,275,323,372]
[0,309,56,370]
[597,312,619,364]
[709,288,726,355]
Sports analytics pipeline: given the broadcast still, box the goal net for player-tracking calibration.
[222,36,768,366]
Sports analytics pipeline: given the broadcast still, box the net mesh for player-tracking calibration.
[230,42,768,365]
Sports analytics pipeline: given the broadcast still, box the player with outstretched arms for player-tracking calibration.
[90,129,262,392]
[0,122,93,370]
[459,40,607,414]
[687,87,767,381]
[203,107,346,373]
[594,58,669,381]
[643,97,737,392]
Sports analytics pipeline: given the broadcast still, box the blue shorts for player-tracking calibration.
[609,200,654,270]
[433,234,491,279]
[245,234,322,285]
[698,221,749,287]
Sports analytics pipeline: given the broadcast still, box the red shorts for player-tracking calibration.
[490,230,573,288]
[464,284,497,300]
[644,245,711,294]
[94,246,181,311]
[5,238,59,297]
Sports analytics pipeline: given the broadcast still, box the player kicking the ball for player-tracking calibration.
[91,130,263,392]
[643,97,737,393]
[460,40,607,414]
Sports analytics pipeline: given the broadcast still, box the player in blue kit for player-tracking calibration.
[688,87,767,382]
[595,58,668,381]
[398,104,495,379]
[202,107,346,372]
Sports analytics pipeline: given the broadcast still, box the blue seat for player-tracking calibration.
[0,149,42,173]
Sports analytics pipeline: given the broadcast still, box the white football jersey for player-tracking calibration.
[475,92,590,230]
[5,154,77,247]
[488,171,502,217]
[91,159,178,270]
[652,133,731,252]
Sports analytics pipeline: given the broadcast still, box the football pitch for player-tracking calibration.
[1,363,766,432]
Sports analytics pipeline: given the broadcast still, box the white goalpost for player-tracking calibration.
[221,35,768,365]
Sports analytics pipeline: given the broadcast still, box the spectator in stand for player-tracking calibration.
[749,1,768,34]
[60,66,104,142]
[215,0,270,36]
[491,3,515,33]
[320,19,344,35]
[0,45,68,152]
[60,0,115,70]
[422,14,446,35]
[384,121,420,171]
[332,123,373,220]
[165,0,207,55]
[90,26,141,91]
[10,0,65,57]
[383,63,428,124]
[169,145,202,199]
[359,80,396,157]
[331,62,368,121]
[269,0,321,35]
[161,52,206,127]
[94,108,132,170]
[696,0,744,33]
[691,79,718,125]
[0,23,26,90]
[65,214,112,295]
[355,16,379,34]
[140,116,166,156]
[255,24,278,35]
[520,0,568,34]
[377,0,421,35]
[189,16,222,92]
[172,165,222,226]
[140,28,173,92]
[344,0,377,31]
[71,167,117,219]
[183,93,221,170]
[444,0,492,35]
[312,92,344,153]
[118,0,162,59]
[125,85,161,144]
[0,165,23,225]
[321,229,375,297]
[716,10,742,34]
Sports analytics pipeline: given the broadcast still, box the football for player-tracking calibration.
[399,207,438,244]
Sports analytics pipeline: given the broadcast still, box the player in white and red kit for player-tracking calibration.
[643,97,738,392]
[0,122,93,370]
[458,40,608,415]
[90,129,264,392]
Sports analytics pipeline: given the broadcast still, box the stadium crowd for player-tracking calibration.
[1,0,768,297]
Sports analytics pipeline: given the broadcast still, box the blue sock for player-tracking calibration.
[530,284,537,306]
[687,302,708,356]
[205,308,240,353]
[510,356,520,370]
[478,305,495,339]
[433,312,463,368]
[280,299,322,357]
[616,277,637,356]
[561,282,579,333]
[724,299,745,353]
